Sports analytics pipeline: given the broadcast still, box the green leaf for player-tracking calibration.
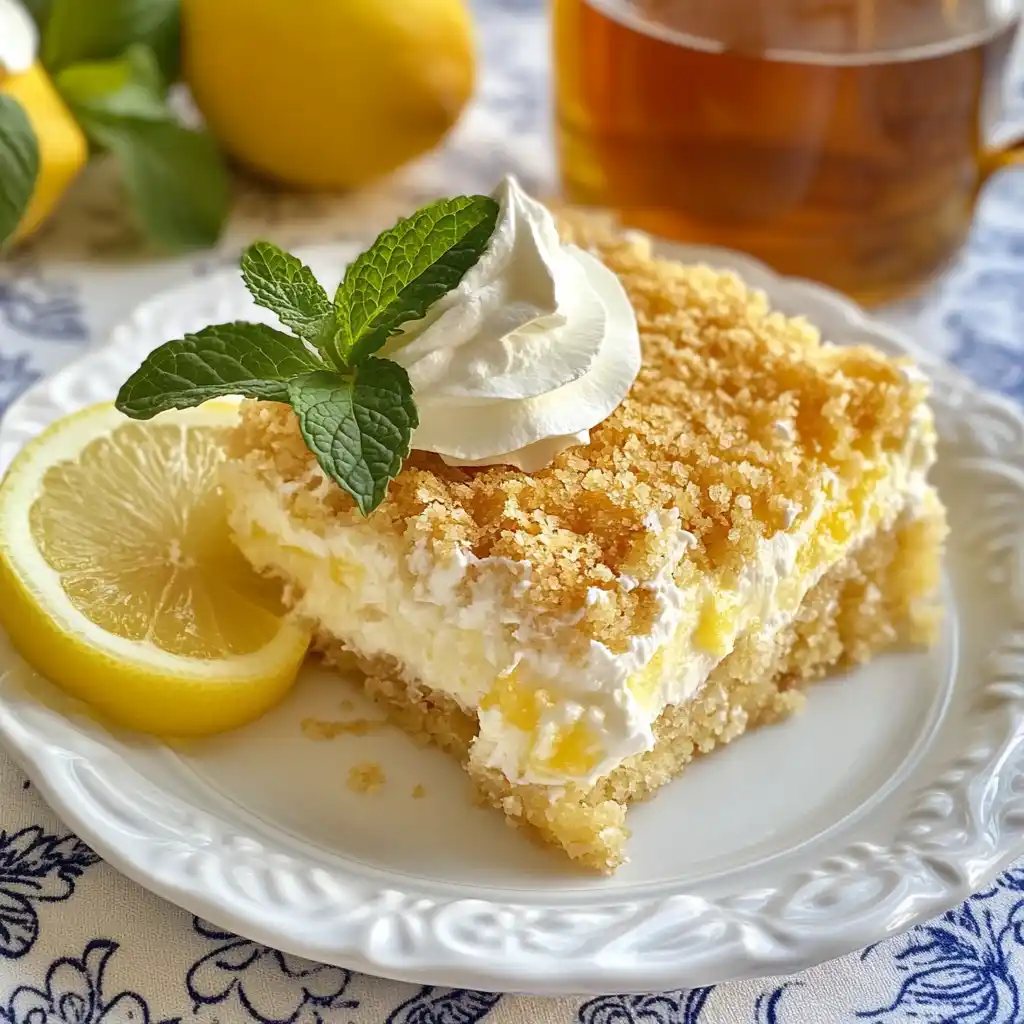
[240,242,334,349]
[116,321,324,419]
[55,45,222,252]
[287,360,418,516]
[0,97,39,248]
[43,0,180,83]
[143,5,179,86]
[122,41,167,95]
[56,48,169,122]
[79,114,230,251]
[333,194,499,364]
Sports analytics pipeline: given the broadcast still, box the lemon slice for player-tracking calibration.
[0,401,310,736]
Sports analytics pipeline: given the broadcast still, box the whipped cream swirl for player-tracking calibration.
[383,176,641,472]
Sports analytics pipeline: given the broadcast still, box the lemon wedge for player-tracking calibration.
[0,402,310,736]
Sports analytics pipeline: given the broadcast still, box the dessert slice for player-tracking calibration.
[222,211,946,872]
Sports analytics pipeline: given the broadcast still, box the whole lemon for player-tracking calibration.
[182,0,476,191]
[0,0,86,246]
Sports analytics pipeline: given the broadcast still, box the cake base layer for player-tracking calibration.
[316,495,946,872]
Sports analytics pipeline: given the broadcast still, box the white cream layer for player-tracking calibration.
[226,410,935,788]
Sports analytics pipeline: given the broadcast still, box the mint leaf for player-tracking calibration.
[0,97,39,248]
[56,48,168,122]
[117,321,324,419]
[241,242,333,348]
[79,115,229,251]
[287,361,418,516]
[333,194,499,364]
[44,0,180,83]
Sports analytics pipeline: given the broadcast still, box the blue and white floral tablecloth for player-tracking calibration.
[2,3,1024,1022]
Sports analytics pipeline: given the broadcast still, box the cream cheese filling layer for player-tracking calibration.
[225,410,936,789]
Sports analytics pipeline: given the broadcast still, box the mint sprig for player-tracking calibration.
[117,193,501,515]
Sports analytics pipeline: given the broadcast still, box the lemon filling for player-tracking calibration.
[473,444,929,786]
[227,408,932,790]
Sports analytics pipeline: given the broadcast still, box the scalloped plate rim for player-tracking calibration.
[0,238,1022,995]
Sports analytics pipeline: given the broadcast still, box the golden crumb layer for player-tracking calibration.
[227,214,927,644]
[300,717,387,740]
[318,498,946,871]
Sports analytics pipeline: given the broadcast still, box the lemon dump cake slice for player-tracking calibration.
[112,176,945,870]
[220,210,946,872]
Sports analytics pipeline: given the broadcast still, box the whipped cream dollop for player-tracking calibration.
[0,0,38,74]
[382,176,641,472]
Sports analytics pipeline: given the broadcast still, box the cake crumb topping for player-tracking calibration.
[347,762,386,793]
[301,717,387,740]
[227,212,926,651]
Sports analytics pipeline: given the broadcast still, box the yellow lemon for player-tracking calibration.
[182,0,476,190]
[1,64,88,244]
[0,402,310,737]
[0,0,86,245]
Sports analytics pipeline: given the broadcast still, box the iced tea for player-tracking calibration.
[554,0,1020,304]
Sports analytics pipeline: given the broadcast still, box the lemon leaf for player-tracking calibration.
[57,49,222,251]
[332,194,499,365]
[56,48,168,122]
[117,321,325,419]
[77,113,229,251]
[240,242,334,348]
[0,96,39,248]
[43,0,180,83]
[287,361,418,516]
[122,41,165,94]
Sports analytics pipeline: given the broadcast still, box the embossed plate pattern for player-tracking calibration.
[0,243,1022,995]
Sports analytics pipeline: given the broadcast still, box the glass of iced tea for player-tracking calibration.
[553,0,1023,305]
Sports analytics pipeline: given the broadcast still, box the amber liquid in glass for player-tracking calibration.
[554,0,1019,304]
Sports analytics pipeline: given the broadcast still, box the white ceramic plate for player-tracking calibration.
[1,243,1023,997]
